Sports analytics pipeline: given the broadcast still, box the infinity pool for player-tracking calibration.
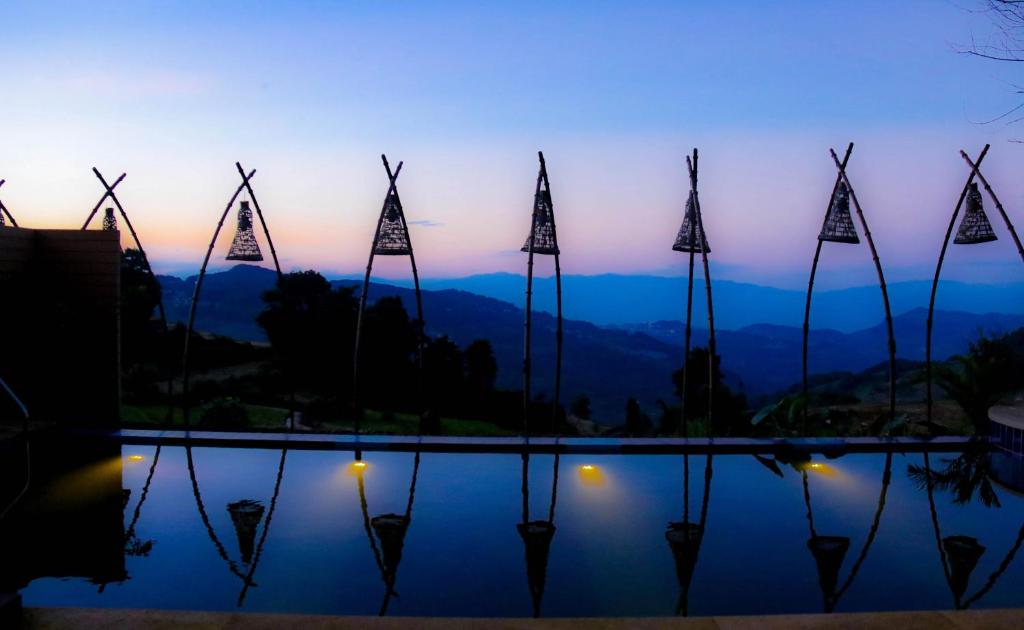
[3,438,1024,618]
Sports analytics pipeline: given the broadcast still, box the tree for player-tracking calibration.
[570,394,591,420]
[624,397,652,436]
[464,339,497,393]
[934,332,1024,432]
[670,347,748,436]
[962,1,1024,129]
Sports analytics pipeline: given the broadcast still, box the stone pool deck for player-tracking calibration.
[17,607,1024,629]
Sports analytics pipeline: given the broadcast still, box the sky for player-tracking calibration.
[2,0,1023,288]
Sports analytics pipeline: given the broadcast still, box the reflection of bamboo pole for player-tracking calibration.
[671,453,713,616]
[124,445,161,546]
[925,146,990,421]
[237,449,288,606]
[830,147,896,420]
[802,145,853,430]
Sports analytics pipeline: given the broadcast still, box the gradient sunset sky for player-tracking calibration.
[2,1,1022,287]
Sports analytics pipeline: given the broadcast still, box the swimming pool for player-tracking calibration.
[3,436,1024,618]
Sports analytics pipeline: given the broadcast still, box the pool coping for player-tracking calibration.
[63,428,981,455]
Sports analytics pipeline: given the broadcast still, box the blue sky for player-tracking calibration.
[2,1,1023,287]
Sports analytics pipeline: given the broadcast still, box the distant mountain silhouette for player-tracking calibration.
[159,265,1024,421]
[402,273,1024,332]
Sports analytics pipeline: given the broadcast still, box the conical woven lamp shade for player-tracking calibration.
[226,201,264,261]
[954,183,997,245]
[672,193,710,253]
[102,207,118,231]
[521,190,559,255]
[819,183,859,244]
[807,535,850,598]
[665,521,704,593]
[517,520,556,617]
[228,499,265,565]
[374,191,412,255]
[943,535,986,600]
[371,513,411,581]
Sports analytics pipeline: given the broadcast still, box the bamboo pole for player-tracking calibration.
[961,151,1024,261]
[544,157,564,431]
[0,180,18,227]
[802,144,853,431]
[352,159,404,434]
[522,159,545,437]
[80,173,126,230]
[181,169,256,426]
[91,168,176,422]
[688,149,717,435]
[830,145,897,420]
[681,201,696,437]
[925,145,990,421]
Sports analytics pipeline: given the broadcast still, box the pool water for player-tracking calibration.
[4,440,1024,618]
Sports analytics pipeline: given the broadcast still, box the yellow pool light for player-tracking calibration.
[127,455,145,462]
[578,463,606,486]
[345,460,370,476]
[803,461,838,477]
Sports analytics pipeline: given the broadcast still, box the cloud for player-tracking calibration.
[407,219,445,227]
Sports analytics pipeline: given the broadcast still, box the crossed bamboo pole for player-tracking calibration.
[0,180,19,226]
[802,143,896,430]
[925,145,1024,421]
[522,151,563,437]
[678,149,717,436]
[181,163,285,427]
[352,155,425,435]
[83,169,176,420]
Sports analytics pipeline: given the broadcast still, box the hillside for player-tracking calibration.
[158,265,1024,421]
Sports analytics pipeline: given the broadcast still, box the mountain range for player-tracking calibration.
[158,265,1024,421]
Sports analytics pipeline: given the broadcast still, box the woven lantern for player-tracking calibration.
[102,207,118,231]
[954,183,997,245]
[672,193,710,253]
[943,535,986,601]
[226,201,264,261]
[517,520,556,617]
[374,190,413,255]
[521,189,560,255]
[818,182,859,244]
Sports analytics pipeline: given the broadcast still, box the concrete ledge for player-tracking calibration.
[1,593,22,627]
[67,428,978,455]
[19,607,1024,629]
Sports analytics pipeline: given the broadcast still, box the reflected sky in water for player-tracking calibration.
[12,445,1024,617]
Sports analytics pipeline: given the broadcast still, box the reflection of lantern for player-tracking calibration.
[818,182,859,244]
[672,193,710,253]
[102,207,118,231]
[666,521,703,594]
[226,201,263,261]
[227,499,265,564]
[954,183,997,245]
[943,535,986,600]
[372,513,411,581]
[517,520,556,617]
[521,189,560,255]
[807,535,850,598]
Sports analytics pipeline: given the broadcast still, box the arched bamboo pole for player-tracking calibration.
[802,144,896,430]
[85,169,176,421]
[522,151,563,436]
[672,452,713,616]
[0,179,20,227]
[352,156,425,435]
[182,165,285,426]
[802,145,853,429]
[926,146,1023,421]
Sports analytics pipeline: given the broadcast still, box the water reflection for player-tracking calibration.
[185,445,288,606]
[518,451,559,618]
[353,450,421,616]
[6,441,1024,617]
[666,454,712,616]
[916,448,1024,610]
